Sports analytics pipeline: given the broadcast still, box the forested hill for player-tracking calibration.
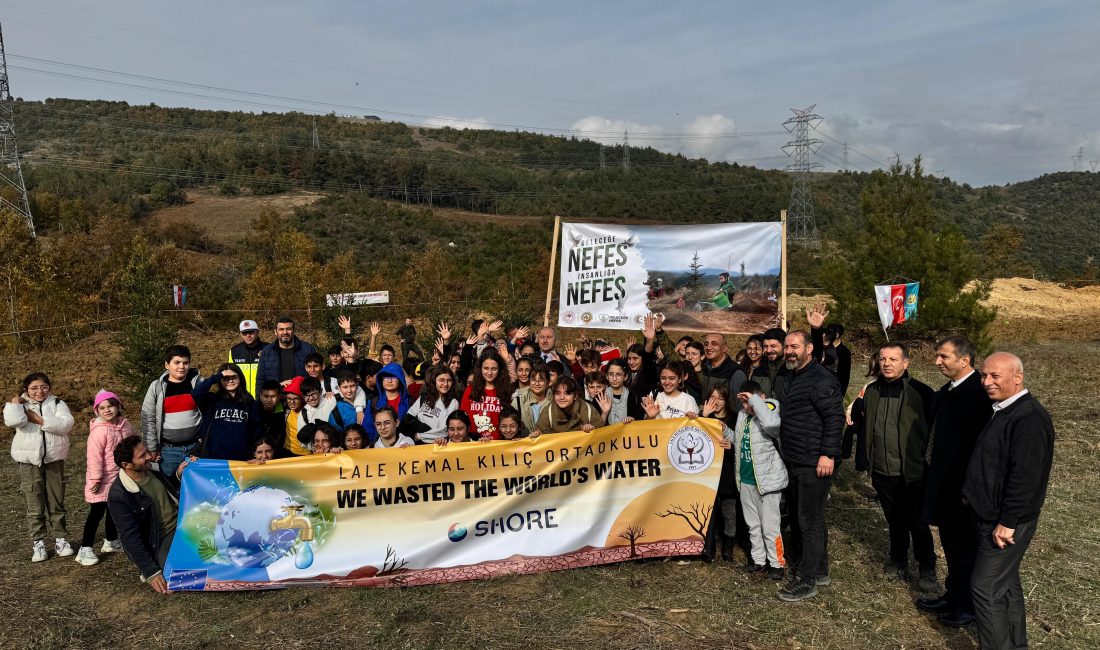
[12,98,1099,278]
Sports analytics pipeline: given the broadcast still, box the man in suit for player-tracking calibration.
[917,336,993,627]
[963,352,1055,650]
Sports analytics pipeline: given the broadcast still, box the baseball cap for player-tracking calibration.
[239,319,259,333]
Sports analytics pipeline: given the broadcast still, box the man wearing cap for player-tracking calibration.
[229,320,266,397]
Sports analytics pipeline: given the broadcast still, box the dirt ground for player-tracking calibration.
[154,191,323,242]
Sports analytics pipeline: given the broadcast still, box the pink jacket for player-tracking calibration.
[85,417,132,503]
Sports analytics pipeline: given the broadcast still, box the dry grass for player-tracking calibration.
[153,190,323,242]
[0,330,1097,649]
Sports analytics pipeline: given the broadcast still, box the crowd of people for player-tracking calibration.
[4,308,1054,649]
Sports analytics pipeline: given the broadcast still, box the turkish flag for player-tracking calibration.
[890,284,907,325]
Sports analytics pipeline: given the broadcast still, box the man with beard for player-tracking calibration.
[255,316,317,388]
[758,327,788,399]
[776,330,844,602]
[917,335,993,628]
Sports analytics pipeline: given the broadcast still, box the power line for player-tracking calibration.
[782,105,823,246]
[1071,146,1084,171]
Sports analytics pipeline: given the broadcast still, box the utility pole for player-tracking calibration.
[1071,146,1084,171]
[622,130,630,172]
[781,105,823,246]
[0,22,34,237]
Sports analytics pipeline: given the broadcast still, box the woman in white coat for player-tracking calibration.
[4,372,75,562]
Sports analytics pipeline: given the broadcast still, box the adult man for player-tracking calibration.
[852,344,937,591]
[228,319,266,396]
[107,436,178,594]
[700,333,748,396]
[806,304,851,396]
[141,345,202,481]
[396,318,423,361]
[776,330,844,602]
[917,336,993,627]
[535,326,572,377]
[255,316,317,388]
[758,328,788,399]
[963,352,1054,649]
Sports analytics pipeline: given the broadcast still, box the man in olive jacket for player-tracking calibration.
[852,343,937,591]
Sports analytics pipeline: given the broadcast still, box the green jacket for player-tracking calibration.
[860,375,935,484]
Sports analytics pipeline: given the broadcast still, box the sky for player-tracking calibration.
[4,0,1099,186]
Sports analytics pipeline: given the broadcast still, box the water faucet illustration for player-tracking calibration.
[271,503,314,542]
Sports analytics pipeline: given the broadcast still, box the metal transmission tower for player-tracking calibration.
[1071,146,1084,171]
[599,144,606,171]
[622,130,630,172]
[781,105,824,245]
[842,142,849,171]
[0,23,34,236]
[1090,160,1100,173]
[311,119,320,149]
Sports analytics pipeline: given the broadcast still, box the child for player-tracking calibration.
[568,348,602,380]
[298,422,339,454]
[281,377,310,457]
[77,390,131,565]
[642,364,699,419]
[583,371,609,411]
[5,372,75,562]
[378,344,397,366]
[364,363,410,441]
[460,348,513,440]
[712,380,786,580]
[596,358,645,425]
[328,369,366,430]
[512,362,550,434]
[699,384,741,563]
[435,411,472,446]
[403,359,424,401]
[191,364,260,462]
[303,353,328,395]
[323,345,344,393]
[372,406,414,448]
[533,377,604,435]
[342,424,367,450]
[247,436,277,464]
[257,380,285,442]
[405,365,458,444]
[514,357,534,390]
[546,360,565,386]
[498,406,527,440]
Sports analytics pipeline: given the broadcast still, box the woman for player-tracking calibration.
[533,376,604,435]
[191,363,260,462]
[460,348,513,440]
[404,365,459,444]
[4,372,75,562]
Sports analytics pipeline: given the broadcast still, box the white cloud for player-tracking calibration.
[569,113,742,163]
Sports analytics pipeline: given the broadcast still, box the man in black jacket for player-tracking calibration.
[852,343,938,591]
[759,327,788,399]
[776,330,845,602]
[700,333,748,396]
[106,435,179,594]
[917,336,993,627]
[963,352,1054,650]
[806,304,851,396]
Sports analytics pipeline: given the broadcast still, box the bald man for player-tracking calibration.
[962,352,1055,650]
[536,327,572,378]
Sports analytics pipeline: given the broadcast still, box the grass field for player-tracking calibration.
[1,333,1097,649]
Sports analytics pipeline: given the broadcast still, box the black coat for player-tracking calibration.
[106,472,179,580]
[962,392,1055,528]
[778,360,845,467]
[921,372,993,524]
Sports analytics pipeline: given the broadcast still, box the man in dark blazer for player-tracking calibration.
[963,352,1055,650]
[917,336,993,627]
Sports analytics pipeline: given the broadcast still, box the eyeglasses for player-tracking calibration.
[303,391,321,398]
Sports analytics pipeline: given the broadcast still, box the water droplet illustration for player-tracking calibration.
[295,540,314,569]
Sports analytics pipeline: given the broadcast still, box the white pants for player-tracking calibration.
[739,483,784,568]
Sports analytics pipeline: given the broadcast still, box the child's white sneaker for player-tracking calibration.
[54,538,75,557]
[31,540,48,562]
[75,546,100,566]
[101,539,121,553]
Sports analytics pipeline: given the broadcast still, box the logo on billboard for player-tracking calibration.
[666,426,715,475]
[581,312,593,323]
[447,523,468,542]
[562,310,576,325]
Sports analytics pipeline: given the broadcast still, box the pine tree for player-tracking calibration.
[687,251,704,290]
[820,157,996,349]
[113,239,178,397]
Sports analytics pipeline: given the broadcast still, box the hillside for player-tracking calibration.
[12,98,1100,278]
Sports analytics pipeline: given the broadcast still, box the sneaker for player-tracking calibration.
[742,560,766,575]
[75,547,100,566]
[778,580,818,602]
[31,540,48,562]
[918,568,939,593]
[884,560,907,580]
[768,565,785,581]
[815,573,832,586]
[101,539,121,554]
[54,538,75,557]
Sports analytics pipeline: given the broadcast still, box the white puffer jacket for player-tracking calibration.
[4,395,75,466]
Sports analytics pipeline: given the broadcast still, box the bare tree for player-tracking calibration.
[617,525,648,558]
[379,545,409,575]
[655,502,713,540]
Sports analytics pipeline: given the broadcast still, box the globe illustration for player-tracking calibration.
[214,485,302,567]
[448,523,467,542]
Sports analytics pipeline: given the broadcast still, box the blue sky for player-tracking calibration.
[5,0,1098,185]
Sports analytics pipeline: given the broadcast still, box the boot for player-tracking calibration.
[720,535,734,562]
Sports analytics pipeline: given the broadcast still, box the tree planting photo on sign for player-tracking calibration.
[556,222,782,334]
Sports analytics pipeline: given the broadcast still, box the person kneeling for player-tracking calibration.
[106,435,178,594]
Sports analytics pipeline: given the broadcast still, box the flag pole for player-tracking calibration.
[543,216,561,327]
[780,210,788,330]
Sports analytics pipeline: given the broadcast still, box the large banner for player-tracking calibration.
[556,222,782,334]
[163,419,723,591]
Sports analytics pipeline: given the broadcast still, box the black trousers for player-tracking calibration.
[785,464,831,582]
[81,502,118,547]
[972,517,1036,650]
[400,342,423,361]
[939,503,977,615]
[871,473,935,570]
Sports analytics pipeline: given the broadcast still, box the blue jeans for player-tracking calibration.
[158,442,197,480]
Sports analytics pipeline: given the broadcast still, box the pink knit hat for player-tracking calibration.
[93,389,119,410]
